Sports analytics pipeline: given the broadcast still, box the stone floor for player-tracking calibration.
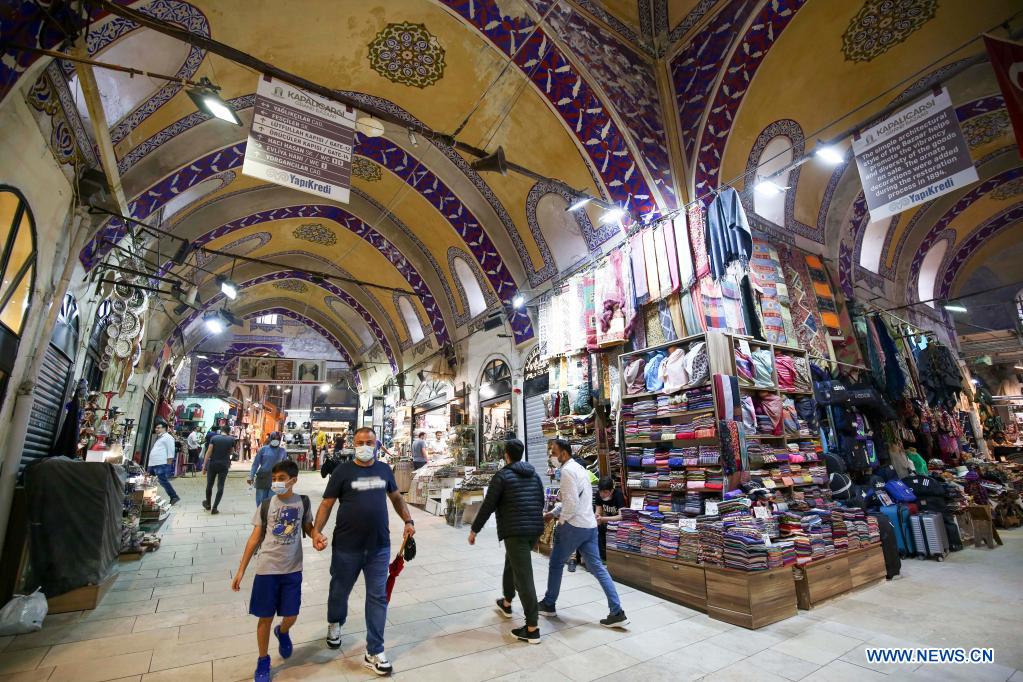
[0,470,1021,682]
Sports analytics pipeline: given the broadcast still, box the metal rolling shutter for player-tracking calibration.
[524,393,550,489]
[20,345,72,471]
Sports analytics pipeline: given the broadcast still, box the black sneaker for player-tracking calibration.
[567,559,577,573]
[600,610,629,628]
[495,598,512,618]
[512,626,541,644]
[537,601,557,617]
[170,497,181,506]
[211,508,220,515]
[202,500,210,510]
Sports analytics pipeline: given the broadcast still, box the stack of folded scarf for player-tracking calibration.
[684,492,703,515]
[614,508,642,553]
[659,520,681,559]
[723,527,770,571]
[639,511,664,556]
[697,516,724,567]
[775,354,797,391]
[678,523,700,563]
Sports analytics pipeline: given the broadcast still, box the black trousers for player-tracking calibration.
[205,465,228,509]
[502,535,539,627]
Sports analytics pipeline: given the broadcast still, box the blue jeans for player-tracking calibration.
[148,464,178,501]
[255,487,273,506]
[543,524,622,614]
[327,545,390,655]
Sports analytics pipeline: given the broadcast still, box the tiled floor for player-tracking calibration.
[1,470,1021,681]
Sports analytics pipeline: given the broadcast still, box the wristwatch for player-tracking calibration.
[404,519,415,526]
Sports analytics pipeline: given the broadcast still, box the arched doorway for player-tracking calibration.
[0,187,37,416]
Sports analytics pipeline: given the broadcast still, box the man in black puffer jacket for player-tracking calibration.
[468,438,544,644]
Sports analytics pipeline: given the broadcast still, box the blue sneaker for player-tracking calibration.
[254,655,271,682]
[274,625,293,659]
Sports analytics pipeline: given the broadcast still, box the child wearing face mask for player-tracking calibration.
[250,432,289,507]
[234,460,328,682]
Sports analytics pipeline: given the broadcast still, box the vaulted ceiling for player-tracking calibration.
[3,0,1020,385]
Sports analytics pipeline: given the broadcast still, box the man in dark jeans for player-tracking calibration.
[202,430,237,514]
[468,438,545,644]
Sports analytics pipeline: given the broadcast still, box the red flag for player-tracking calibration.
[984,34,1023,157]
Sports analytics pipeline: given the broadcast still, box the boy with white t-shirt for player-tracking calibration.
[233,460,328,682]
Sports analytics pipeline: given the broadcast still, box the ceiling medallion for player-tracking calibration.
[961,110,1010,149]
[841,0,938,63]
[352,156,382,182]
[273,280,309,293]
[367,22,446,88]
[293,223,337,245]
[991,178,1023,201]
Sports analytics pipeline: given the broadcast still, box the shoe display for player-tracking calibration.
[254,655,271,682]
[600,610,630,628]
[326,622,342,649]
[495,598,512,618]
[511,625,541,644]
[537,601,557,617]
[364,651,393,676]
[274,625,292,659]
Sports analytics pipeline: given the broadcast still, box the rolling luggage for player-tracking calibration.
[880,504,914,556]
[910,512,949,561]
[869,512,902,579]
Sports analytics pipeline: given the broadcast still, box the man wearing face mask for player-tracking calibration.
[250,432,289,506]
[314,427,416,676]
[537,439,628,628]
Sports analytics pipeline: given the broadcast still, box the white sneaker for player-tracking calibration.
[326,622,342,649]
[364,650,393,676]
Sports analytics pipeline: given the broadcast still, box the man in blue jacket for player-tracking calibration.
[249,432,289,506]
[468,438,545,644]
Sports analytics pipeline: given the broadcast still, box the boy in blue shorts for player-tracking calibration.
[233,460,328,681]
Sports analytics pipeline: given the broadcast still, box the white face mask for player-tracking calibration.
[270,440,281,447]
[270,481,290,495]
[354,445,375,462]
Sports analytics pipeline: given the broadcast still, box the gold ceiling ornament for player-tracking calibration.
[961,110,1011,149]
[352,156,382,182]
[293,223,338,245]
[273,280,310,293]
[367,22,446,88]
[991,177,1023,201]
[841,0,938,63]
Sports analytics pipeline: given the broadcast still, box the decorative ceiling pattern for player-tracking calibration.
[292,223,337,246]
[840,0,938,63]
[367,22,446,88]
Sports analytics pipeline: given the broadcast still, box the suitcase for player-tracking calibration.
[911,512,949,561]
[880,504,914,556]
[869,512,902,579]
[944,515,963,551]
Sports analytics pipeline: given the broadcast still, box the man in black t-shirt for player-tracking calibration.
[202,432,236,514]
[314,427,415,676]
[594,477,625,562]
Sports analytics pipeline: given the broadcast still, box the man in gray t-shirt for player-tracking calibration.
[411,432,428,470]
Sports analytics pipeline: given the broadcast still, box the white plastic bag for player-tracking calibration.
[0,589,47,635]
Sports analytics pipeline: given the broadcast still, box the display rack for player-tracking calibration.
[448,424,478,467]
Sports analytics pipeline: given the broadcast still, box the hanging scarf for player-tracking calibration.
[643,228,660,302]
[688,202,710,278]
[675,213,696,289]
[654,224,673,299]
[631,232,649,304]
[663,218,681,293]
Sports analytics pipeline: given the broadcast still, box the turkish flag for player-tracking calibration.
[984,34,1023,157]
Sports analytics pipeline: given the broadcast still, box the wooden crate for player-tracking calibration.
[705,564,797,629]
[848,544,886,588]
[649,555,706,611]
[46,572,117,614]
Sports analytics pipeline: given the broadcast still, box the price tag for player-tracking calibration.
[704,500,719,515]
[762,533,773,546]
[753,506,770,519]
[630,495,645,510]
[679,518,697,531]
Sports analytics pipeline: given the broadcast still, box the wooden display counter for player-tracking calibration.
[607,549,795,628]
[792,543,884,610]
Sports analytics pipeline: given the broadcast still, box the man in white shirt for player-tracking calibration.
[147,421,181,505]
[186,426,202,476]
[536,438,627,628]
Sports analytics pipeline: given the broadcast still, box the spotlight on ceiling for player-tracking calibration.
[171,239,192,266]
[814,145,845,166]
[599,207,627,225]
[284,388,292,393]
[211,367,221,375]
[196,354,209,359]
[471,146,508,175]
[567,197,592,212]
[943,303,968,313]
[754,179,788,196]
[217,275,238,300]
[512,294,525,309]
[319,383,331,393]
[203,310,225,334]
[187,77,241,125]
[355,116,385,138]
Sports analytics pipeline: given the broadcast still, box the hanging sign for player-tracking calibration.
[852,87,978,223]
[237,358,325,384]
[242,76,357,202]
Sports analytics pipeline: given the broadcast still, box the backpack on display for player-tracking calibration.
[884,480,917,502]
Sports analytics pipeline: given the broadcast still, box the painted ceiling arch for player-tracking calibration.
[937,201,1023,301]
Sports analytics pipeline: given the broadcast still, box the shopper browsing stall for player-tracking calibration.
[147,421,180,505]
[594,477,626,563]
[411,432,428,470]
[537,438,628,628]
[249,432,289,506]
[314,427,416,676]
[468,438,545,644]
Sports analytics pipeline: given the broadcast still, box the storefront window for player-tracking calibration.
[0,188,37,337]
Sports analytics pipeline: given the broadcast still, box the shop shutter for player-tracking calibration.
[20,344,72,471]
[524,393,550,489]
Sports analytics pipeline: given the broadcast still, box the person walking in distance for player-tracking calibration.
[468,438,544,644]
[203,428,237,514]
[314,427,416,676]
[249,431,288,507]
[411,432,428,470]
[537,439,629,628]
[147,421,180,505]
[186,426,202,477]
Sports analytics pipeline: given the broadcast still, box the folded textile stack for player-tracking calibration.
[697,516,724,567]
[723,528,770,571]
[831,509,849,552]
[756,414,775,434]
[768,540,797,568]
[623,399,658,420]
[704,467,724,492]
[687,468,705,490]
[678,524,700,562]
[614,508,642,553]
[717,496,752,516]
[684,492,703,515]
[659,521,681,558]
[866,514,880,544]
[697,446,720,466]
[639,511,664,556]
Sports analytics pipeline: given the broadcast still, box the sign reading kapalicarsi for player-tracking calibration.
[242,76,357,202]
[853,87,978,223]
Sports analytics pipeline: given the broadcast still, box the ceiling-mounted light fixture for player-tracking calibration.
[203,310,225,334]
[217,275,238,300]
[284,388,292,393]
[512,294,525,309]
[814,145,845,166]
[754,179,788,196]
[187,76,241,125]
[319,383,331,393]
[943,303,968,313]
[472,146,508,175]
[356,116,385,137]
[171,239,192,265]
[567,197,591,212]
[211,367,221,375]
[599,207,627,225]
